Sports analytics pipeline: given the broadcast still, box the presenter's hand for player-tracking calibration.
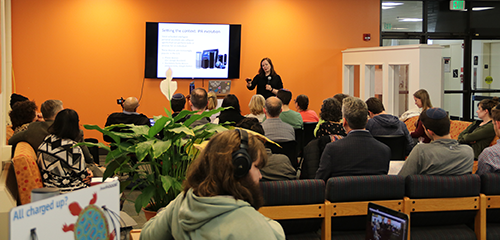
[266,84,272,91]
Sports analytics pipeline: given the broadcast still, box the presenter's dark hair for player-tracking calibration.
[190,88,208,110]
[258,57,277,76]
[221,94,241,113]
[48,109,81,141]
[183,130,267,207]
[276,89,292,105]
[365,97,385,114]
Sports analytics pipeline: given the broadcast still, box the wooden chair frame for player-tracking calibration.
[403,196,486,240]
[259,203,330,240]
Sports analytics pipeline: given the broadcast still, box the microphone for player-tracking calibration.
[267,76,272,85]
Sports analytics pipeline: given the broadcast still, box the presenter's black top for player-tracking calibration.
[247,74,283,99]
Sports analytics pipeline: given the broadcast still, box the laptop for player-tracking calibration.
[366,202,409,240]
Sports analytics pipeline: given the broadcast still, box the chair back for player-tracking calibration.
[303,122,318,147]
[300,139,321,179]
[265,141,298,169]
[374,135,406,160]
[294,128,304,156]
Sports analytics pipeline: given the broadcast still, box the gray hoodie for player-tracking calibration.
[140,188,285,240]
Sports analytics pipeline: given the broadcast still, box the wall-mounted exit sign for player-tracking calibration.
[450,0,465,11]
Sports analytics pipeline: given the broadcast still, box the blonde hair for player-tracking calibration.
[207,91,217,110]
[248,94,265,115]
[413,89,433,110]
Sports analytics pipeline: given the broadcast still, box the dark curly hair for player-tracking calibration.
[9,100,37,129]
[320,98,342,122]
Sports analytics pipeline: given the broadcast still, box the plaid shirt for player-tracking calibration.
[477,139,500,175]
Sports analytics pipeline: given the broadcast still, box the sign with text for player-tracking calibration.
[10,180,120,240]
[450,0,465,10]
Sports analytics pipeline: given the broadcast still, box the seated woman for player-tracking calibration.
[9,100,38,134]
[316,98,346,138]
[458,97,499,159]
[410,89,433,143]
[216,94,246,126]
[245,94,266,122]
[295,94,319,123]
[37,109,92,192]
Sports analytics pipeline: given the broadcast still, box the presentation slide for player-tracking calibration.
[157,23,230,78]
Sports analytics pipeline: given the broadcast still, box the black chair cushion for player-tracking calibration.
[374,135,407,160]
[480,172,500,195]
[265,141,298,169]
[260,179,325,206]
[326,175,405,202]
[405,174,480,198]
[300,139,321,179]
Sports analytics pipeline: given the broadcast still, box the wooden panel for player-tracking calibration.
[407,197,479,212]
[328,200,403,217]
[258,204,325,220]
[486,195,500,209]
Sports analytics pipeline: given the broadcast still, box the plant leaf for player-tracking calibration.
[134,185,157,213]
[148,116,171,138]
[103,160,120,180]
[75,142,111,152]
[136,139,155,162]
[153,140,171,159]
[84,124,122,143]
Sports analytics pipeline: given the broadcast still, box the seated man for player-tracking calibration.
[104,96,150,142]
[315,97,391,181]
[185,88,211,127]
[398,108,474,177]
[140,130,285,240]
[477,104,500,174]
[276,89,303,129]
[9,99,64,152]
[262,97,295,142]
[365,97,414,155]
[236,117,297,181]
[171,93,186,117]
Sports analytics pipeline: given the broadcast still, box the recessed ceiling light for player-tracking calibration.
[382,6,395,10]
[382,2,404,7]
[398,18,423,22]
[472,7,494,11]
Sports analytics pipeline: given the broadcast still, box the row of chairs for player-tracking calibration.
[258,174,500,240]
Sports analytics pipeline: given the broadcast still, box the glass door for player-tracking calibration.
[471,40,500,119]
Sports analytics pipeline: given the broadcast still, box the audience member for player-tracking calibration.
[236,118,296,181]
[207,91,219,122]
[316,98,346,138]
[477,104,500,174]
[315,97,390,181]
[262,97,295,142]
[245,94,266,122]
[314,93,349,136]
[458,97,498,159]
[140,130,285,240]
[104,96,150,142]
[9,100,38,134]
[37,109,93,192]
[170,93,186,117]
[365,97,414,155]
[7,93,29,141]
[9,99,64,152]
[186,88,211,127]
[295,94,319,123]
[276,89,303,129]
[398,108,473,177]
[410,89,433,143]
[216,94,246,126]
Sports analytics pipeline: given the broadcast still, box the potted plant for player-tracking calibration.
[79,107,228,215]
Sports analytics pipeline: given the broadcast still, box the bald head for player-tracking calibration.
[123,97,139,112]
[265,97,282,118]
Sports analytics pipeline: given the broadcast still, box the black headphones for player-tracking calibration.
[232,129,252,178]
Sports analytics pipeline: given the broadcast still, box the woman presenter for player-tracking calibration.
[246,57,283,99]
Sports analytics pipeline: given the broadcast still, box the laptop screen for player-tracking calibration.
[366,203,408,240]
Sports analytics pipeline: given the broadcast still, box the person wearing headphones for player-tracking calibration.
[140,130,285,240]
[246,57,283,99]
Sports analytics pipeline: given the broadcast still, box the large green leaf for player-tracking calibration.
[134,185,157,213]
[103,160,120,180]
[148,116,171,138]
[129,125,151,137]
[160,175,180,193]
[166,125,194,137]
[74,142,111,152]
[84,124,122,143]
[153,140,171,159]
[136,139,155,162]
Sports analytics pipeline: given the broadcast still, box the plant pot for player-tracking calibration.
[142,206,157,221]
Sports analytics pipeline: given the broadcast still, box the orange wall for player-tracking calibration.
[11,0,379,141]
